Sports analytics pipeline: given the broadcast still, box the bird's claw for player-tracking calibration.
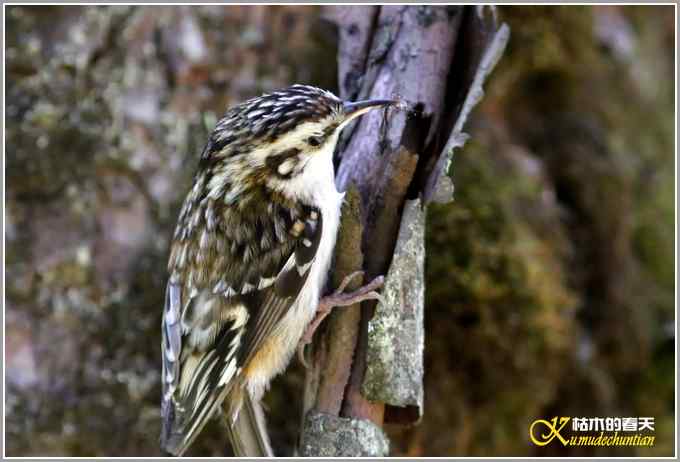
[297,273,385,368]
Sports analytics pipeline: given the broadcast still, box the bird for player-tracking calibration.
[160,84,399,456]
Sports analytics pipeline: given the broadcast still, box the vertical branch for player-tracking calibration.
[300,5,509,457]
[340,146,418,426]
[302,186,365,419]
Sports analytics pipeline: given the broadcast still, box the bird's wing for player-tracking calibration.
[237,208,322,366]
[161,198,322,456]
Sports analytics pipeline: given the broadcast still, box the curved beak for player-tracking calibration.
[342,99,398,123]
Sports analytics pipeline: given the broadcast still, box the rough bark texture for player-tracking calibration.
[362,199,425,419]
[300,5,509,455]
[300,411,389,457]
[301,186,365,419]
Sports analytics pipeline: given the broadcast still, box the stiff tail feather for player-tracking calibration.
[160,384,231,456]
[226,392,273,457]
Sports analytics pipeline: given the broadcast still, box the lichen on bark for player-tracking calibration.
[362,199,425,417]
[300,411,389,457]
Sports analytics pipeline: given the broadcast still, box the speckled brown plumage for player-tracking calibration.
[160,84,397,456]
[161,85,342,456]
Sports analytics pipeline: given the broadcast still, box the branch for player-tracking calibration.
[302,186,365,418]
[300,5,509,456]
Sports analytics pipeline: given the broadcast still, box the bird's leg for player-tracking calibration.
[297,271,385,367]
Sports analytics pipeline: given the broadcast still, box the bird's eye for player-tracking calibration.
[307,136,323,147]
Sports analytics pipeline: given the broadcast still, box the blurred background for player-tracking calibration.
[5,5,675,457]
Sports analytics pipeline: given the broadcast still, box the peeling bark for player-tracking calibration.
[300,5,508,456]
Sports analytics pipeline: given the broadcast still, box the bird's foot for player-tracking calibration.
[297,271,384,367]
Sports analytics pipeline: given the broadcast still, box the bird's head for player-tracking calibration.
[203,85,397,199]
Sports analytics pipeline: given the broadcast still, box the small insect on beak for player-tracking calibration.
[341,99,399,124]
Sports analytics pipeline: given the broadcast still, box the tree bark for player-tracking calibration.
[299,5,509,457]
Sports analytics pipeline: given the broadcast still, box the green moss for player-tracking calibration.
[417,135,577,455]
[395,6,674,456]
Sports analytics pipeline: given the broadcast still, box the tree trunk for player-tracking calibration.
[299,5,509,456]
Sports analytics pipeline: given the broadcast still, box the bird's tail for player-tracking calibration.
[160,384,230,457]
[226,392,273,457]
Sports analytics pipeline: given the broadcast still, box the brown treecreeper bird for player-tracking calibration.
[160,84,400,456]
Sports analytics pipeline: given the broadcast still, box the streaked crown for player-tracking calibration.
[209,85,343,153]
